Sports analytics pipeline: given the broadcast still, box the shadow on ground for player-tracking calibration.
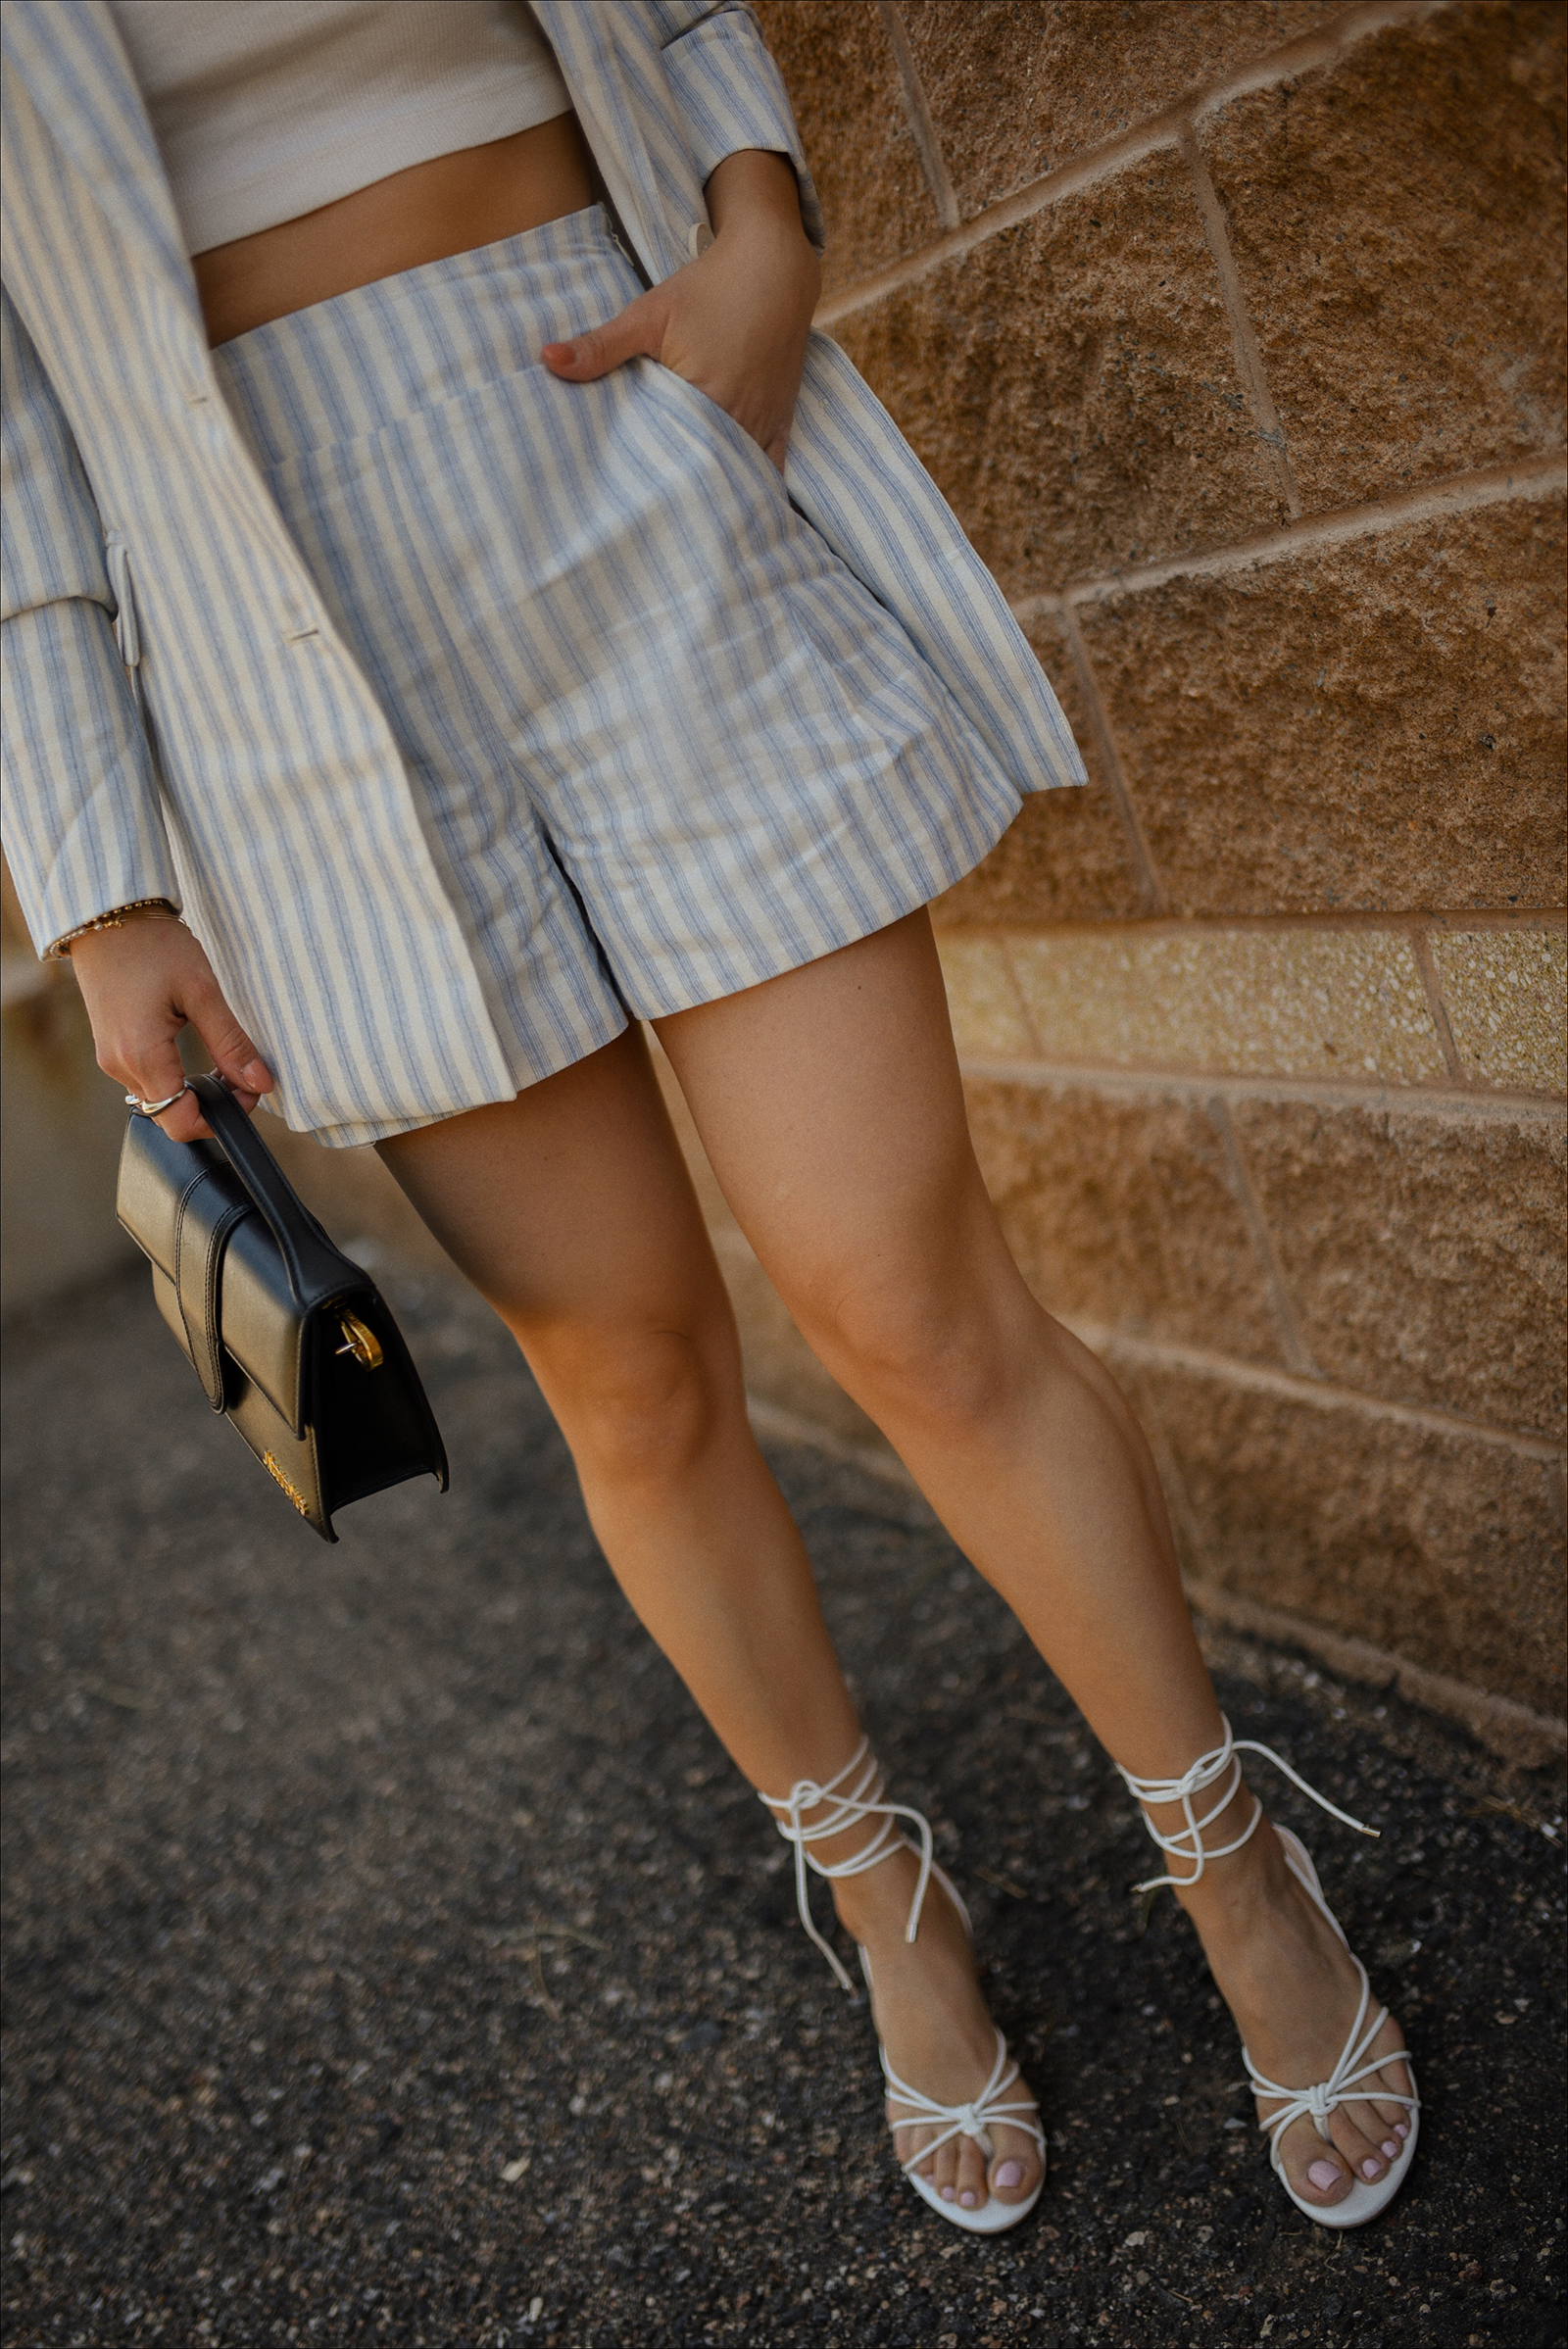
[3,1268,1564,2348]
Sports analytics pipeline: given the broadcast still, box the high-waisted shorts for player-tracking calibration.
[214,207,1027,1136]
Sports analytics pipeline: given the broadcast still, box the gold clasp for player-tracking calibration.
[335,1313,383,1369]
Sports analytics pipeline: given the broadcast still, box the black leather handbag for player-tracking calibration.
[116,1073,448,1541]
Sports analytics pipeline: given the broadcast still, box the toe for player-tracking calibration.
[954,2135,989,2211]
[1276,2115,1352,2206]
[1327,2104,1391,2184]
[988,2126,1040,2206]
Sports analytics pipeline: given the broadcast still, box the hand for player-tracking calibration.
[540,149,821,472]
[67,912,274,1143]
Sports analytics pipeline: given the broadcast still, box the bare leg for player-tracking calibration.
[655,910,1412,2211]
[377,1027,1042,2210]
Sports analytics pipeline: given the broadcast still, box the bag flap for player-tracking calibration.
[119,1112,327,1433]
[117,1113,231,1283]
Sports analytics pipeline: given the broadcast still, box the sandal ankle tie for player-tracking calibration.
[758,1736,938,1994]
[1116,1714,1377,1893]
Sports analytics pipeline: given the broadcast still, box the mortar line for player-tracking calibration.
[1004,454,1568,619]
[1206,1096,1319,1377]
[1179,125,1300,518]
[1054,601,1164,912]
[1178,1574,1566,1758]
[815,1,1437,326]
[1409,929,1469,1085]
[938,906,1568,940]
[1064,1317,1565,1462]
[875,0,959,232]
[955,1052,1567,1120]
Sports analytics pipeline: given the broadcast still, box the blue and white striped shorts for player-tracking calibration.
[214,207,1029,1135]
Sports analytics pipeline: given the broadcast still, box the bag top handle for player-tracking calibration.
[188,1074,359,1308]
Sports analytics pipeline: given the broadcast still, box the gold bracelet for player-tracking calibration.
[46,898,182,959]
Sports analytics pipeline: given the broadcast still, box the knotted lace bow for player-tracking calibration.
[1116,1714,1377,1893]
[880,2031,1046,2175]
[758,1737,938,1994]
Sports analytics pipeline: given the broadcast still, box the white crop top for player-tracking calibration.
[109,1,573,256]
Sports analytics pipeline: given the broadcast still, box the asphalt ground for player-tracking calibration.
[3,1263,1565,2349]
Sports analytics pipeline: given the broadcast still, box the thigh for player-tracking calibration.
[652,911,1021,1348]
[375,1026,732,1354]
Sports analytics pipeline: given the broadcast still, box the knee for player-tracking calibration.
[808,1271,1015,1436]
[540,1323,733,1490]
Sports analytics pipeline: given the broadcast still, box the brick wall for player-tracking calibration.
[732,0,1565,1739]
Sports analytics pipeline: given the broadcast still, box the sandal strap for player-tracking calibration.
[880,2031,1047,2174]
[1245,1953,1419,2158]
[1115,1715,1378,1892]
[758,1737,942,1993]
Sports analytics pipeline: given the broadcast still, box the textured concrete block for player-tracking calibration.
[832,149,1282,596]
[1079,495,1567,914]
[1431,926,1568,1094]
[1231,1098,1567,1439]
[964,1074,1288,1365]
[1127,1355,1565,1716]
[753,0,941,299]
[933,933,1034,1059]
[1201,3,1568,511]
[932,613,1149,925]
[901,0,1343,220]
[1005,923,1447,1081]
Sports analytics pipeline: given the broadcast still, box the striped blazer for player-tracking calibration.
[1,0,1085,1141]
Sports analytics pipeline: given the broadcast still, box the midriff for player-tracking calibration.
[195,111,596,347]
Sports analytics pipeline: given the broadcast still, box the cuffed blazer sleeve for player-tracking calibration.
[0,282,178,955]
[649,1,824,249]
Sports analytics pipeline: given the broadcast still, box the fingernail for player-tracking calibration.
[940,2185,957,2203]
[545,340,576,363]
[1307,2160,1342,2190]
[1382,2139,1399,2159]
[959,2190,978,2209]
[1361,2158,1382,2180]
[1394,2122,1409,2139]
[995,2161,1024,2189]
[238,1059,269,1087]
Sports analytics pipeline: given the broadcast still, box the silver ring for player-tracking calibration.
[125,1082,191,1117]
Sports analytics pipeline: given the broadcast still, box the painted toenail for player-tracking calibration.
[959,2191,979,2208]
[940,2186,957,2203]
[1307,2160,1342,2190]
[1394,2122,1409,2138]
[1382,2139,1399,2158]
[1361,2159,1382,2180]
[995,2161,1024,2189]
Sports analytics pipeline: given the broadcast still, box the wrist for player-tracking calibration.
[705,148,813,246]
[49,899,183,960]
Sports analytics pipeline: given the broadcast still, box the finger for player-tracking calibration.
[184,975,273,1097]
[110,1032,189,1115]
[540,289,664,381]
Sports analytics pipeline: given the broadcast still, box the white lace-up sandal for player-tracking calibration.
[759,1737,1046,2233]
[1117,1718,1419,2229]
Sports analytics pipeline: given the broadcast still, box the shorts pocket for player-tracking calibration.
[637,360,789,509]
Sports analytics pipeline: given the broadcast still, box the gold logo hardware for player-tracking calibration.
[263,1451,312,1516]
[335,1313,383,1369]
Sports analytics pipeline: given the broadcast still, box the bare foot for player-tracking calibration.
[1173,1809,1413,2211]
[832,1847,1043,2212]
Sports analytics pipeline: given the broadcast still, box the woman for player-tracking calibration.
[1,0,1415,2232]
